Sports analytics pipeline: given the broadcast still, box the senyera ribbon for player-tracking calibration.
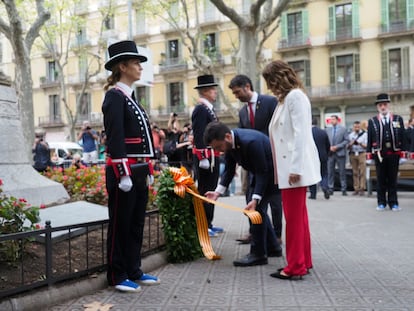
[168,167,262,260]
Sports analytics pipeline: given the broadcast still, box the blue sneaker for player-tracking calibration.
[211,226,224,233]
[115,279,141,292]
[391,205,401,212]
[208,228,218,237]
[376,204,386,211]
[137,273,160,285]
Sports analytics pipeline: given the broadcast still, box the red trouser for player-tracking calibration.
[281,187,312,276]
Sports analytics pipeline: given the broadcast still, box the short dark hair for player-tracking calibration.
[228,74,254,91]
[203,121,231,145]
[330,115,339,120]
[353,121,361,125]
[312,118,318,126]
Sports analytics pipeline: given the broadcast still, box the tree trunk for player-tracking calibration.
[237,29,260,89]
[14,50,35,162]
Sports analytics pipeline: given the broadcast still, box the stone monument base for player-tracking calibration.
[0,165,69,206]
[0,83,69,206]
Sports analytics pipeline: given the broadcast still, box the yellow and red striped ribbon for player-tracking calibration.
[168,167,262,260]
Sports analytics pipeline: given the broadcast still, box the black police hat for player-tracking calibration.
[194,74,218,89]
[375,93,391,105]
[105,40,147,71]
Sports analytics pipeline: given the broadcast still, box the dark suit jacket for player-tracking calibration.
[220,128,275,197]
[404,126,414,152]
[312,126,331,162]
[238,94,277,136]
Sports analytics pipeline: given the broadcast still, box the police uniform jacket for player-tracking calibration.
[102,84,154,177]
[367,114,405,153]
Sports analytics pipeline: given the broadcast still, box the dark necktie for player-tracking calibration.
[248,102,255,128]
[332,126,336,142]
[131,91,136,102]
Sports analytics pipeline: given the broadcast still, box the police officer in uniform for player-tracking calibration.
[192,75,223,237]
[102,40,160,292]
[367,93,405,211]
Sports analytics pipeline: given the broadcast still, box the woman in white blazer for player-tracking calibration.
[262,60,321,280]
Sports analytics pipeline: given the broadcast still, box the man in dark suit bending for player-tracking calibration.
[229,74,282,245]
[204,121,282,267]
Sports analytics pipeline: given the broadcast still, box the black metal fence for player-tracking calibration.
[0,209,164,300]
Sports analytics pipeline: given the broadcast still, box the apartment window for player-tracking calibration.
[168,82,183,112]
[77,93,91,120]
[76,25,87,45]
[288,12,303,44]
[169,0,179,19]
[242,0,251,15]
[135,86,150,110]
[49,94,60,122]
[165,39,180,65]
[280,10,309,47]
[330,54,360,91]
[204,0,216,21]
[382,47,410,88]
[288,60,311,87]
[335,3,352,38]
[329,1,359,40]
[79,56,87,80]
[104,14,115,31]
[203,33,217,56]
[135,10,146,35]
[47,61,57,82]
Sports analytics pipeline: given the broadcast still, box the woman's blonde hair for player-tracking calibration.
[262,60,304,102]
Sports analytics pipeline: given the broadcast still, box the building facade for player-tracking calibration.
[1,0,413,141]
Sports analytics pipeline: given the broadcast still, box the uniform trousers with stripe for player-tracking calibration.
[193,155,220,229]
[281,187,312,276]
[106,166,147,286]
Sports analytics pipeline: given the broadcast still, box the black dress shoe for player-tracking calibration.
[308,196,316,200]
[323,190,330,199]
[329,190,334,195]
[235,236,251,244]
[267,248,283,257]
[342,191,348,196]
[233,253,268,267]
[270,270,303,280]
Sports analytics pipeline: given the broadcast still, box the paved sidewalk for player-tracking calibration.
[48,191,414,310]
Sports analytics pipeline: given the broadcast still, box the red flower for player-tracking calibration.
[0,179,3,186]
[40,204,46,209]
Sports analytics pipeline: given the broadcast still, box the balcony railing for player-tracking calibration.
[327,27,360,42]
[278,34,310,50]
[379,20,414,35]
[307,79,413,99]
[38,115,64,127]
[76,113,103,125]
[159,57,188,73]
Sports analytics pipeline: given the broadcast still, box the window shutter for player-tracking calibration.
[302,10,309,44]
[407,0,414,29]
[354,53,360,90]
[381,0,389,32]
[381,50,389,88]
[330,56,336,85]
[304,59,311,87]
[328,5,335,41]
[352,0,360,37]
[402,46,410,88]
[281,13,287,41]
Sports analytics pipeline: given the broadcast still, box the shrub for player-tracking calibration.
[156,169,202,263]
[43,166,107,205]
[0,179,40,261]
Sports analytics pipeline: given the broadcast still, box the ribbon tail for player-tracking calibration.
[189,186,221,260]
